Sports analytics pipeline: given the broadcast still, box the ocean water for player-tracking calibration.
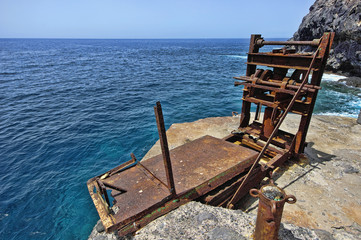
[0,39,360,240]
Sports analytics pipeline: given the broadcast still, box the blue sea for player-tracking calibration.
[0,39,360,240]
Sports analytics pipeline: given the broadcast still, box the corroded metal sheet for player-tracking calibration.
[141,135,258,193]
[89,135,258,233]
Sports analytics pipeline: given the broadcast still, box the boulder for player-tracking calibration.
[338,76,361,88]
[293,0,361,76]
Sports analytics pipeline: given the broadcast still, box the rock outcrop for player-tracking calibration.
[292,0,361,76]
[89,201,340,240]
[338,76,361,88]
[132,201,338,240]
[89,114,361,240]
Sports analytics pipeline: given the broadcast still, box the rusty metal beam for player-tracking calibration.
[246,53,321,71]
[137,161,170,190]
[234,76,321,91]
[154,101,176,196]
[235,81,299,95]
[256,39,320,47]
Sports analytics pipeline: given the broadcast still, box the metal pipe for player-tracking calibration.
[154,101,176,196]
[250,183,296,240]
[256,39,320,47]
[234,76,322,90]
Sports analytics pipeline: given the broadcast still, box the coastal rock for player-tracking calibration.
[89,115,361,240]
[338,76,361,88]
[91,201,356,239]
[95,221,105,233]
[292,0,361,76]
[134,201,326,240]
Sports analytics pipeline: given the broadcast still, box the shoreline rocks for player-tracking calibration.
[338,76,361,88]
[292,0,361,76]
[132,201,339,240]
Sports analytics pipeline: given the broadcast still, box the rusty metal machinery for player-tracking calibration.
[219,32,334,208]
[233,33,334,156]
[87,33,334,237]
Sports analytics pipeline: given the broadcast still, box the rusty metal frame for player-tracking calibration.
[227,46,319,208]
[87,33,334,237]
[223,32,334,208]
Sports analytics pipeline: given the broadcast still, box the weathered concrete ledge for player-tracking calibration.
[89,114,361,240]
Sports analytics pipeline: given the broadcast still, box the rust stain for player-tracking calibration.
[283,210,318,229]
[343,203,361,226]
[325,212,341,223]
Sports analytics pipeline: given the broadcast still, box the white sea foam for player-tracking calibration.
[321,73,347,82]
[0,213,9,221]
[317,88,361,118]
[317,112,359,118]
[224,55,247,59]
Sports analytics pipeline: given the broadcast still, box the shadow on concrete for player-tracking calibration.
[237,142,336,212]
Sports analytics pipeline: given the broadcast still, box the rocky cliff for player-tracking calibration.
[293,0,361,76]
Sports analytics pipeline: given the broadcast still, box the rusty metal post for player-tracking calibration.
[250,183,296,240]
[240,34,261,128]
[154,101,176,196]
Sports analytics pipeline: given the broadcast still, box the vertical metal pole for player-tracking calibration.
[240,34,262,128]
[295,33,334,154]
[255,103,261,121]
[154,101,176,196]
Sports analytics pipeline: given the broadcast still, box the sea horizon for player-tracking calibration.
[0,37,289,40]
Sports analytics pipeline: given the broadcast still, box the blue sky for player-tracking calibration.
[0,0,315,39]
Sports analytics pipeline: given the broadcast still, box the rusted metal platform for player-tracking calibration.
[88,135,258,234]
[87,32,334,237]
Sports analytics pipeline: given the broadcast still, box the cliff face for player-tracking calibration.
[293,0,361,76]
